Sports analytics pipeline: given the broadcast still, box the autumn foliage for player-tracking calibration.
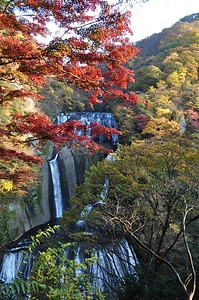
[185,109,199,129]
[0,0,139,189]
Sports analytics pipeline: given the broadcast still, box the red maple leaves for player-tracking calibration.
[186,109,199,129]
[0,0,139,189]
[5,112,120,147]
[0,0,139,104]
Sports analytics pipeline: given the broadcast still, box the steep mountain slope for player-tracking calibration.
[114,13,199,144]
[132,13,199,62]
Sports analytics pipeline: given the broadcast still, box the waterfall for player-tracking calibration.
[89,239,138,289]
[49,153,64,219]
[100,178,109,201]
[0,252,23,283]
[56,112,119,145]
[76,201,106,229]
[64,238,138,292]
[179,114,186,132]
[73,176,138,292]
[0,112,138,293]
[76,179,108,228]
[0,239,32,284]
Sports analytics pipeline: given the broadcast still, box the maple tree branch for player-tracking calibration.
[0,56,43,65]
[60,19,103,39]
[23,135,52,143]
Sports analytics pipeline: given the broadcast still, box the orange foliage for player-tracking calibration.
[0,0,139,188]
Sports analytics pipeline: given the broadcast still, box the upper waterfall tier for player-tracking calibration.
[56,112,118,145]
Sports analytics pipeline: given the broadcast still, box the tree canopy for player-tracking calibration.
[0,0,139,190]
[75,136,199,299]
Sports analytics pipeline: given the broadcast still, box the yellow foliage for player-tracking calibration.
[169,223,180,233]
[166,71,182,87]
[163,52,179,64]
[142,117,181,138]
[156,107,171,118]
[166,66,187,87]
[194,96,199,110]
[157,94,173,106]
[0,179,13,192]
[16,32,26,41]
[157,80,166,88]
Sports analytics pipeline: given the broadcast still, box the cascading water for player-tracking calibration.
[0,239,32,283]
[71,176,138,292]
[65,238,138,292]
[0,112,138,293]
[56,112,119,145]
[0,251,23,283]
[76,201,106,228]
[49,153,64,219]
[89,239,138,290]
[76,178,108,228]
[100,178,109,200]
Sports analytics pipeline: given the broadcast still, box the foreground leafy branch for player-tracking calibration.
[0,225,105,300]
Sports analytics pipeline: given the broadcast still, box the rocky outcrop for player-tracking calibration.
[59,148,77,209]
[7,147,102,240]
[8,160,51,240]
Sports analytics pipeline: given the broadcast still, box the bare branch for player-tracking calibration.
[182,206,196,297]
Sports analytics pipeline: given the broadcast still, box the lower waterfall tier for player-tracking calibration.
[0,237,138,293]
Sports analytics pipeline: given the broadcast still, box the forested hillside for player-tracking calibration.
[72,13,199,300]
[114,13,199,144]
[1,2,199,298]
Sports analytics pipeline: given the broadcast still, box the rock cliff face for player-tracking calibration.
[0,149,139,291]
[8,112,118,241]
[8,147,102,240]
[8,160,51,240]
[58,148,77,209]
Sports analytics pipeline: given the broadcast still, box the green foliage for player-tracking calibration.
[0,226,105,300]
[0,278,45,300]
[30,244,104,300]
[62,205,82,227]
[22,178,42,208]
[113,105,138,143]
[0,205,15,245]
[117,267,185,300]
[131,65,162,92]
[75,137,199,298]
[39,78,90,119]
[29,225,60,250]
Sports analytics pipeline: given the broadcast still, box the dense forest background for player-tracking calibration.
[1,6,199,299]
[40,13,199,300]
[39,13,199,145]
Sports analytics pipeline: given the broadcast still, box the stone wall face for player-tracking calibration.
[8,147,103,241]
[8,148,84,239]
[8,160,52,240]
[59,148,77,209]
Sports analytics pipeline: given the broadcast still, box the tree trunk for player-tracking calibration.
[187,292,194,300]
